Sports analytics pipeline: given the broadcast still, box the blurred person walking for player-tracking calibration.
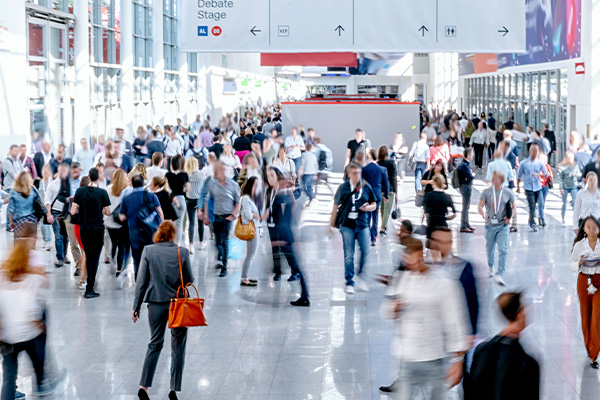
[360,150,389,246]
[299,143,319,207]
[38,164,53,250]
[516,144,547,232]
[7,171,39,240]
[44,163,71,267]
[264,167,309,306]
[380,238,470,399]
[377,145,398,236]
[239,177,261,287]
[133,221,194,400]
[408,133,430,192]
[458,148,476,233]
[105,169,130,277]
[165,155,189,245]
[423,174,456,238]
[467,292,540,399]
[558,151,581,226]
[572,172,600,232]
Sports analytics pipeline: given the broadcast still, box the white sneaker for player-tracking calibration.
[494,274,506,286]
[198,242,207,250]
[489,267,494,277]
[355,276,370,292]
[189,246,195,255]
[344,285,355,295]
[78,282,86,291]
[562,219,567,227]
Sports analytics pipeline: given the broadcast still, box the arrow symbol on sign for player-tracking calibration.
[250,26,261,36]
[418,25,428,37]
[335,25,345,37]
[498,26,509,37]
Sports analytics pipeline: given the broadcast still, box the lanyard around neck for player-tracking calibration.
[492,186,503,216]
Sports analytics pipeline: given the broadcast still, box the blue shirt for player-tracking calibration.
[69,178,81,196]
[516,158,545,192]
[120,188,161,235]
[457,159,474,186]
[361,162,389,202]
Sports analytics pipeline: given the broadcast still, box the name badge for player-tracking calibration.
[490,218,498,225]
[348,212,358,220]
[267,223,275,228]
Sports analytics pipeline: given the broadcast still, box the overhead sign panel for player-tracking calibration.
[179,0,526,53]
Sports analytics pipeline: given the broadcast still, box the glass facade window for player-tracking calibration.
[28,0,71,12]
[465,68,568,163]
[90,0,120,65]
[133,0,152,68]
[163,0,177,72]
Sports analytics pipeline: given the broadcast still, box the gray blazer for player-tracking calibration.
[133,242,194,312]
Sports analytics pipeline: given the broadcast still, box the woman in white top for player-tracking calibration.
[272,146,296,184]
[221,144,242,179]
[573,172,600,232]
[39,164,54,250]
[570,216,600,368]
[240,176,261,287]
[0,222,48,399]
[104,169,130,277]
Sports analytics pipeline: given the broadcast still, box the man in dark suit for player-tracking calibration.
[49,144,72,176]
[543,123,556,160]
[358,150,389,246]
[146,130,165,162]
[114,141,134,173]
[33,140,54,179]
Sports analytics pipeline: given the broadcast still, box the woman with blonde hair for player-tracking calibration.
[221,144,242,180]
[8,171,41,239]
[184,157,207,253]
[0,222,48,399]
[128,162,148,183]
[105,169,130,277]
[150,176,178,222]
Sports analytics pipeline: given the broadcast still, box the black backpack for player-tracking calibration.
[192,150,207,170]
[318,149,327,171]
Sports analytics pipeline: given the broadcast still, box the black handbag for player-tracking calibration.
[32,188,46,222]
[112,203,123,225]
[391,200,400,220]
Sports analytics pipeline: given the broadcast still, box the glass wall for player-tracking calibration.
[163,0,178,123]
[464,68,568,160]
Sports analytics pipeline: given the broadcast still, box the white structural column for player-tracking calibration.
[178,50,190,123]
[120,0,134,135]
[73,0,90,147]
[152,0,165,126]
[590,0,600,134]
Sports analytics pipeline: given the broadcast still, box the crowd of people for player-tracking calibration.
[7,102,600,400]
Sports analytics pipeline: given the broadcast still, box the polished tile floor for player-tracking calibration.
[0,170,596,400]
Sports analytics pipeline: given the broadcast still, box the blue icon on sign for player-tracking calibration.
[198,26,208,36]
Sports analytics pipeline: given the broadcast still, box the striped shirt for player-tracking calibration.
[186,170,206,200]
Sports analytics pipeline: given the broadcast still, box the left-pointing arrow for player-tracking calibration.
[250,26,262,36]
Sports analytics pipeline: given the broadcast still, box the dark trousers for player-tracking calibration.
[487,142,496,160]
[213,216,231,268]
[80,228,104,294]
[525,189,540,226]
[272,243,309,300]
[139,303,187,392]
[108,226,130,272]
[130,235,151,280]
[185,198,204,245]
[368,201,381,242]
[1,333,46,400]
[473,143,485,168]
[459,184,473,229]
[51,212,69,262]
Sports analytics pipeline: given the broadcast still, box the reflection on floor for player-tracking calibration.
[0,171,596,400]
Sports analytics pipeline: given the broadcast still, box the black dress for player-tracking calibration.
[155,190,178,221]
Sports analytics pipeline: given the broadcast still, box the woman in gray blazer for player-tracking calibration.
[132,221,194,400]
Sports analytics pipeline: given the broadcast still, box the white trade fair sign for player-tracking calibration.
[179,0,526,53]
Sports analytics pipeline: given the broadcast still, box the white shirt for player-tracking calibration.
[570,238,600,273]
[164,137,183,157]
[146,166,167,182]
[272,158,296,181]
[42,151,52,165]
[0,265,47,344]
[221,154,241,179]
[284,135,305,160]
[191,121,203,135]
[382,269,469,362]
[409,141,430,162]
[573,188,600,226]
[470,129,489,146]
[44,178,66,212]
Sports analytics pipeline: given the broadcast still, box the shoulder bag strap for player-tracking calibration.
[178,246,183,285]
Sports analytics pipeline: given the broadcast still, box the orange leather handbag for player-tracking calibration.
[234,215,256,241]
[168,247,207,329]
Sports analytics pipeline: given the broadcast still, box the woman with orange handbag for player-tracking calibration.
[239,176,261,287]
[132,221,194,400]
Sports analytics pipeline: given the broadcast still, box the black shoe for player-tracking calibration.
[591,360,599,369]
[370,241,376,247]
[219,268,228,277]
[240,280,257,287]
[214,263,223,270]
[74,269,81,277]
[274,274,281,281]
[287,274,299,282]
[6,228,13,233]
[168,390,178,400]
[379,384,396,393]
[137,388,150,400]
[83,291,100,299]
[64,258,71,264]
[54,260,64,268]
[539,218,546,227]
[290,298,310,307]
[116,270,121,277]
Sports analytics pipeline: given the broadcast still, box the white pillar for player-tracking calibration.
[589,0,600,134]
[178,50,189,123]
[73,0,90,147]
[152,0,165,126]
[120,0,134,136]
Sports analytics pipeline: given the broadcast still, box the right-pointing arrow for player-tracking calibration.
[498,26,509,37]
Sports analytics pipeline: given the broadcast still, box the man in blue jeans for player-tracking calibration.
[331,163,376,295]
[409,133,430,192]
[478,170,516,286]
[516,144,547,232]
[360,150,389,246]
[44,163,71,267]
